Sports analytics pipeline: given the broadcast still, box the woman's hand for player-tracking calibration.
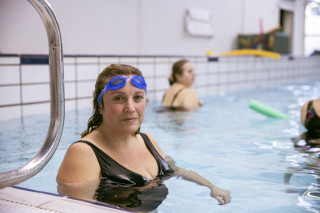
[210,186,231,205]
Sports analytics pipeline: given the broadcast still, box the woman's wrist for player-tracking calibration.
[209,184,217,190]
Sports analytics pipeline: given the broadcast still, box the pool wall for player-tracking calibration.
[0,54,319,120]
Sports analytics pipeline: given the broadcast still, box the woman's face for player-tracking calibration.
[100,75,146,134]
[176,62,195,87]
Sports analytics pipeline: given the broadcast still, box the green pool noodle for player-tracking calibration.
[249,100,291,119]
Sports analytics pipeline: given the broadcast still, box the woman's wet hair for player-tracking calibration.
[169,59,190,85]
[81,64,143,137]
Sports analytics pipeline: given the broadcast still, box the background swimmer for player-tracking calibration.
[300,98,320,143]
[293,98,320,149]
[162,59,202,110]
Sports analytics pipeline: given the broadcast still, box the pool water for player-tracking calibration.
[1,80,320,212]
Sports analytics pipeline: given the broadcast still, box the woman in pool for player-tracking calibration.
[300,98,320,143]
[291,98,320,151]
[162,59,202,110]
[286,98,320,184]
[56,64,230,212]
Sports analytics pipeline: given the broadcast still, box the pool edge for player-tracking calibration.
[0,186,132,212]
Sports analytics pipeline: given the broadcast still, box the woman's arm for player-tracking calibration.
[145,133,231,205]
[165,155,231,205]
[56,143,101,200]
[300,101,309,127]
[314,98,320,117]
[180,88,200,110]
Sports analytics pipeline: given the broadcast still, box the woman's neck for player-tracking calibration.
[93,124,138,149]
[174,82,188,88]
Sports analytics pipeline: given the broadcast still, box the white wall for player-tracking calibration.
[279,0,308,55]
[0,0,305,55]
[242,0,279,34]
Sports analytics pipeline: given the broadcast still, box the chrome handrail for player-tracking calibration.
[0,0,65,188]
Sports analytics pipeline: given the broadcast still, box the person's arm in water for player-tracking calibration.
[56,142,101,201]
[300,101,309,127]
[145,133,231,205]
[165,155,231,205]
[179,88,201,110]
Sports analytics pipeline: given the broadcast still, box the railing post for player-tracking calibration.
[0,0,65,188]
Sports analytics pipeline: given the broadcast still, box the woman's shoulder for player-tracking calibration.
[163,84,178,96]
[179,87,198,99]
[178,88,200,110]
[170,83,185,89]
[69,140,94,152]
[313,98,320,116]
[162,84,185,103]
[181,87,196,93]
[142,133,166,158]
[64,139,100,164]
[57,140,99,183]
[141,132,155,145]
[64,141,97,164]
[314,98,320,108]
[300,101,310,126]
[300,99,320,125]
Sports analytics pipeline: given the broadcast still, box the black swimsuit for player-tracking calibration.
[305,101,320,139]
[161,87,201,111]
[74,133,174,212]
[161,87,186,111]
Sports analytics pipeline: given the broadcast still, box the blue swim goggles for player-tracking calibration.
[97,75,147,105]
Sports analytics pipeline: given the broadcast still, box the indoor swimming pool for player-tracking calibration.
[1,80,320,212]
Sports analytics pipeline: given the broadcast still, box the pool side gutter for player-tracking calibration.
[0,186,131,212]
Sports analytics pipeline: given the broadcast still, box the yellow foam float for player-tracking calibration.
[212,49,281,59]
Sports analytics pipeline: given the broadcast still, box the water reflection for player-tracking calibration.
[285,132,320,208]
[298,183,320,212]
[96,177,170,212]
[153,108,197,133]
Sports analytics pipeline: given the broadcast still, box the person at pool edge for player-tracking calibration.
[162,59,202,110]
[285,98,320,184]
[294,98,320,147]
[56,64,231,211]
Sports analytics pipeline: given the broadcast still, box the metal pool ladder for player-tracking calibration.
[0,0,65,188]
